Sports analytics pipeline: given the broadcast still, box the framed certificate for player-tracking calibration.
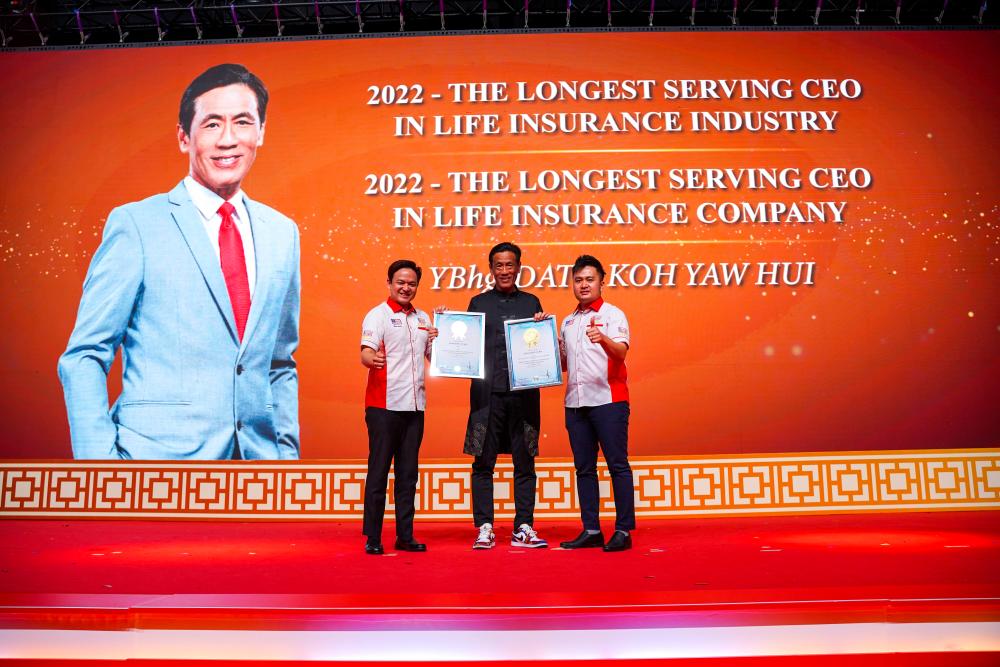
[504,316,563,391]
[430,311,486,379]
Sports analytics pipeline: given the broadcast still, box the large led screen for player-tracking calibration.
[0,29,997,459]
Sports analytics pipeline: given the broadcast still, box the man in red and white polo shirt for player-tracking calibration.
[360,260,438,555]
[559,255,636,552]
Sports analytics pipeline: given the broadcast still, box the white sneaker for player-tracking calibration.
[473,523,495,550]
[511,523,548,548]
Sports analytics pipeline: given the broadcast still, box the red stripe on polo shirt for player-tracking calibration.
[364,343,388,408]
[608,355,629,403]
[586,298,628,403]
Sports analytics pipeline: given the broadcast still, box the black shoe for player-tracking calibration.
[602,531,632,552]
[560,530,605,549]
[365,539,384,555]
[394,537,427,552]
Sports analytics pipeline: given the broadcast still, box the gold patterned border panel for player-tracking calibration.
[1,450,997,519]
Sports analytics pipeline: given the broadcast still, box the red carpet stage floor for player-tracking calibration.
[1,512,998,662]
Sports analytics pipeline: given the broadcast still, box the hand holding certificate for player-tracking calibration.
[504,316,563,391]
[429,311,486,379]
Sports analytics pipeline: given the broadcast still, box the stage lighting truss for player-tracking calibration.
[0,0,993,48]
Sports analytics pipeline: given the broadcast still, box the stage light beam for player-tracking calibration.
[112,9,128,43]
[315,0,325,34]
[273,3,284,36]
[74,9,89,45]
[29,12,47,46]
[190,6,203,39]
[229,4,244,37]
[153,7,165,42]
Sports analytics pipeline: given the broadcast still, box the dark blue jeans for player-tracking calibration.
[565,401,635,532]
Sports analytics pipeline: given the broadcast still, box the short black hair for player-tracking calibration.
[179,64,269,135]
[572,254,606,279]
[488,242,522,266]
[387,259,422,283]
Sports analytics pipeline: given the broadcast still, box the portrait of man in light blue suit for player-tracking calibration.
[58,64,300,460]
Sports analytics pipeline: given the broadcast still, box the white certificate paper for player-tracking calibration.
[504,316,563,391]
[430,311,486,379]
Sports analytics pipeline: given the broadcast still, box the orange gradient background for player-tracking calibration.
[0,30,997,459]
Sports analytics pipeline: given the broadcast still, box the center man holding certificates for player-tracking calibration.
[462,242,557,550]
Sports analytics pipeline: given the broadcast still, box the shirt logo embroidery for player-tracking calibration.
[391,319,403,327]
[362,329,374,337]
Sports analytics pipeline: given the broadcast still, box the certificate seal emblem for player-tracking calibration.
[450,320,468,341]
[522,327,540,349]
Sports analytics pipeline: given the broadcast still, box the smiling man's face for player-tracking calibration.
[388,268,420,308]
[178,83,264,200]
[572,265,603,307]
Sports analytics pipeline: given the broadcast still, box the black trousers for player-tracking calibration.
[565,401,635,532]
[363,407,424,541]
[471,393,537,529]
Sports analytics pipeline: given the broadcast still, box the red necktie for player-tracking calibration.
[218,202,251,341]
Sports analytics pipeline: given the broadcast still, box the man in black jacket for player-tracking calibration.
[464,242,550,549]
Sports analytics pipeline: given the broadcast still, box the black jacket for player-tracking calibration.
[462,288,543,457]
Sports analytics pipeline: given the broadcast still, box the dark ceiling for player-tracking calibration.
[0,0,993,48]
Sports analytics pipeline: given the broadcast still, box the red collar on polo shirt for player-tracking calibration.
[386,297,415,314]
[576,297,605,314]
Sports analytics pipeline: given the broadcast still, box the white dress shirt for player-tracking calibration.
[183,176,257,297]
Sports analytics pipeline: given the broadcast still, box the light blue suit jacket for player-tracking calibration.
[58,181,301,460]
